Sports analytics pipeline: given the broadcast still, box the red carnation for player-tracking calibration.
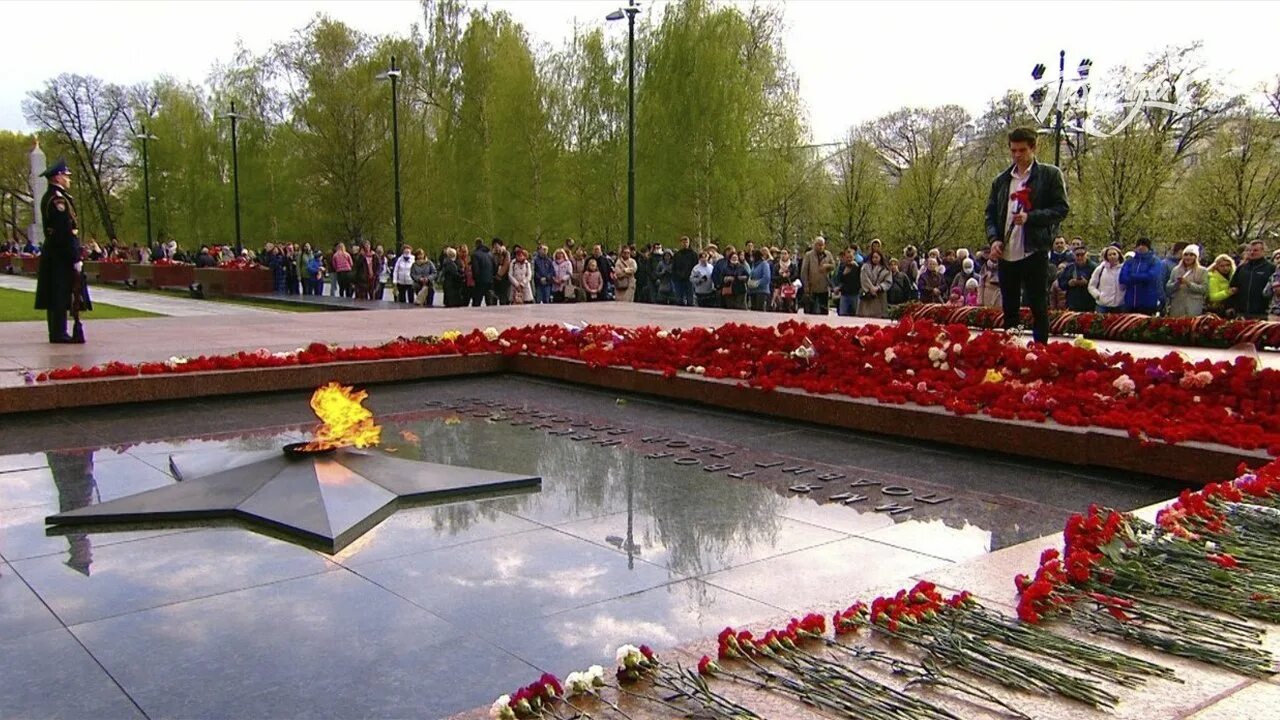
[697,655,716,676]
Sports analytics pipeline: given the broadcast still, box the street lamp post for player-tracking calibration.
[1075,58,1092,157]
[136,125,158,249]
[1032,53,1091,168]
[379,58,404,251]
[607,1,640,252]
[224,102,244,257]
[1053,49,1065,167]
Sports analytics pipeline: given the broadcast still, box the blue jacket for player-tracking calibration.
[748,260,771,295]
[1158,257,1178,304]
[1119,252,1161,310]
[711,257,729,288]
[533,254,555,285]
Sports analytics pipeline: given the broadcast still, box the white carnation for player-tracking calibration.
[615,644,642,665]
[489,695,513,719]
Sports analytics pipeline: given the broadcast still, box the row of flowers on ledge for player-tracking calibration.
[490,457,1280,717]
[1015,455,1280,678]
[891,302,1280,350]
[31,319,1280,455]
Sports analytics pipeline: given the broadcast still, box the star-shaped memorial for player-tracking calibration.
[46,446,541,553]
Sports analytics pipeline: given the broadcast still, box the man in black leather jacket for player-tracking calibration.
[984,127,1070,344]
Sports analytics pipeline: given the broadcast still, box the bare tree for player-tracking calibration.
[831,130,885,245]
[23,74,131,239]
[866,106,977,249]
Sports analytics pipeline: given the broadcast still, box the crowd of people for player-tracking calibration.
[6,232,1279,322]
[296,233,1280,322]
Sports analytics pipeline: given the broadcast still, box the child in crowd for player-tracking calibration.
[964,277,980,306]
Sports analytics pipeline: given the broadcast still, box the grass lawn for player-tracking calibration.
[0,287,159,322]
[139,288,329,313]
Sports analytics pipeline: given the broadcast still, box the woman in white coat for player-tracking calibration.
[1088,246,1125,312]
[1164,244,1208,317]
[508,248,534,304]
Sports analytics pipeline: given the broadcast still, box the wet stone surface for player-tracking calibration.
[0,376,1182,718]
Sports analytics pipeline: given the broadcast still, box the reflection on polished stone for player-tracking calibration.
[492,579,781,673]
[0,560,61,642]
[864,518,993,562]
[703,536,953,612]
[555,512,849,576]
[46,447,542,554]
[355,527,678,627]
[0,376,1176,719]
[0,628,145,720]
[71,570,538,719]
[13,528,336,626]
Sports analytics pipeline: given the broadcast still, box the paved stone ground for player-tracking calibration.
[0,274,285,318]
[0,298,1273,386]
[0,379,1202,720]
[0,379,1273,719]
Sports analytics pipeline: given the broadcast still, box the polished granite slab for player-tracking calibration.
[71,570,538,719]
[0,627,144,720]
[0,377,1186,718]
[48,447,541,553]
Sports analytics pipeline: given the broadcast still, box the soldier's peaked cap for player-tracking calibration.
[40,159,71,178]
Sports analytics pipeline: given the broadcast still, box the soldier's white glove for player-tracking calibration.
[74,262,83,272]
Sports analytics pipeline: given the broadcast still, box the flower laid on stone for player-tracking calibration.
[30,320,1280,456]
[789,337,817,362]
[893,302,1280,350]
[487,673,568,719]
[716,617,963,720]
[1016,478,1280,677]
[611,644,761,719]
[852,581,1172,709]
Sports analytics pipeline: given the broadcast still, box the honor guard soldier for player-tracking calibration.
[34,159,86,343]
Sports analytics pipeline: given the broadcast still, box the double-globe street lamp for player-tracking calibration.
[378,57,404,251]
[607,1,640,252]
[1031,52,1092,167]
[135,125,158,248]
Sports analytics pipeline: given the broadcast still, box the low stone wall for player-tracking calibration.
[2,352,1262,484]
[129,263,196,289]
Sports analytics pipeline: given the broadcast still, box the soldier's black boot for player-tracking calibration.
[48,309,72,343]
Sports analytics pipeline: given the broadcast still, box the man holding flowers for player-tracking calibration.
[985,127,1070,344]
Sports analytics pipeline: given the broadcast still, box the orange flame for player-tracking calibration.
[302,382,382,451]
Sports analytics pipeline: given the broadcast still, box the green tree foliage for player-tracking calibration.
[0,130,36,241]
[1175,113,1280,256]
[6,12,1278,260]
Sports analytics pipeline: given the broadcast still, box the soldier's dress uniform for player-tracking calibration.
[34,160,83,343]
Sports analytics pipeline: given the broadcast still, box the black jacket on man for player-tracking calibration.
[1231,257,1276,318]
[984,161,1070,255]
[1058,260,1098,311]
[672,247,698,279]
[470,245,496,288]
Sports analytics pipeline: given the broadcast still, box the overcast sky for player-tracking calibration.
[4,0,1278,144]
